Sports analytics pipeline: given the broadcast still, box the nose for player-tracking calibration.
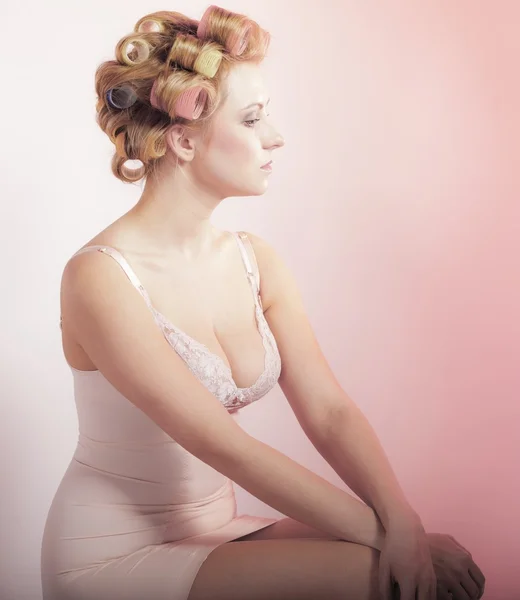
[265,128,285,152]
[273,131,285,149]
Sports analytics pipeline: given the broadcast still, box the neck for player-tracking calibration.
[124,158,226,260]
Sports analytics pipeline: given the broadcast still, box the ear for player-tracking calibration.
[164,124,198,162]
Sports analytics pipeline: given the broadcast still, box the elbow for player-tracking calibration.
[308,400,355,448]
[322,391,356,427]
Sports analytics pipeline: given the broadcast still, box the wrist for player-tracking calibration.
[365,507,387,552]
[373,516,387,552]
[384,506,423,532]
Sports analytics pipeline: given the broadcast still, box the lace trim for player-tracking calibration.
[151,296,281,411]
[61,237,281,410]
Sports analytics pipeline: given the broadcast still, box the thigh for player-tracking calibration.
[188,537,380,600]
[230,516,342,542]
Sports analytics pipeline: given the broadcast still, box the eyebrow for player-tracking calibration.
[241,98,271,111]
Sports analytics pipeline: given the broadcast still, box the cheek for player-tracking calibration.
[213,129,257,163]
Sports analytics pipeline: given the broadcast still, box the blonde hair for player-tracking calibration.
[94,6,271,185]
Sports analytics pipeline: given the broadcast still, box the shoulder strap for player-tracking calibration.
[60,245,152,329]
[68,245,152,303]
[60,245,153,330]
[232,232,261,292]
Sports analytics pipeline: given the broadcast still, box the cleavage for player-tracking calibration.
[143,264,267,389]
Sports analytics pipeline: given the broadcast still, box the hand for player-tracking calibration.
[426,533,486,600]
[378,514,437,600]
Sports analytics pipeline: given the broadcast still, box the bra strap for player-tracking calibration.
[232,232,262,308]
[68,245,152,304]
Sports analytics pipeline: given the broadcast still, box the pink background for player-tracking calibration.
[233,2,520,599]
[1,1,517,599]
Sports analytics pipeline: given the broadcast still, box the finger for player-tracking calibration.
[431,582,438,600]
[450,580,473,600]
[435,582,452,600]
[469,569,485,600]
[477,580,485,600]
[460,573,480,600]
[392,578,401,600]
[417,576,435,600]
[397,580,415,600]
[429,573,438,600]
[468,562,486,593]
[378,558,393,600]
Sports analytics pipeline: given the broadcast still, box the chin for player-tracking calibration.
[249,187,269,198]
[254,177,271,195]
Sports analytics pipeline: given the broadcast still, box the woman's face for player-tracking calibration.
[191,61,285,198]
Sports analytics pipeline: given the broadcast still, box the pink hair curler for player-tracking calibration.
[175,86,207,119]
[150,80,207,120]
[149,79,163,111]
[196,5,216,40]
[228,23,251,56]
[136,18,163,33]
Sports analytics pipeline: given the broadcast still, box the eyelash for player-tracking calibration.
[244,114,271,127]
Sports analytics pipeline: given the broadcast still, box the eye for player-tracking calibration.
[244,113,271,128]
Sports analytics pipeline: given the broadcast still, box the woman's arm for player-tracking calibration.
[310,401,420,530]
[206,431,387,551]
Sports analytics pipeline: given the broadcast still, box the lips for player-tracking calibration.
[261,160,273,168]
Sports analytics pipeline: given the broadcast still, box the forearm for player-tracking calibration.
[208,433,386,551]
[311,402,420,531]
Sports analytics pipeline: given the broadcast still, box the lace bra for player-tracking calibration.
[62,231,282,412]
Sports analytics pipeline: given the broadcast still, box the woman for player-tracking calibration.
[41,6,485,600]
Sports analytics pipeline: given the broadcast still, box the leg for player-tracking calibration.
[188,537,380,600]
[46,516,380,600]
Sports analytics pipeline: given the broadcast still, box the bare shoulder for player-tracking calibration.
[61,232,118,296]
[68,223,127,258]
[60,219,142,295]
